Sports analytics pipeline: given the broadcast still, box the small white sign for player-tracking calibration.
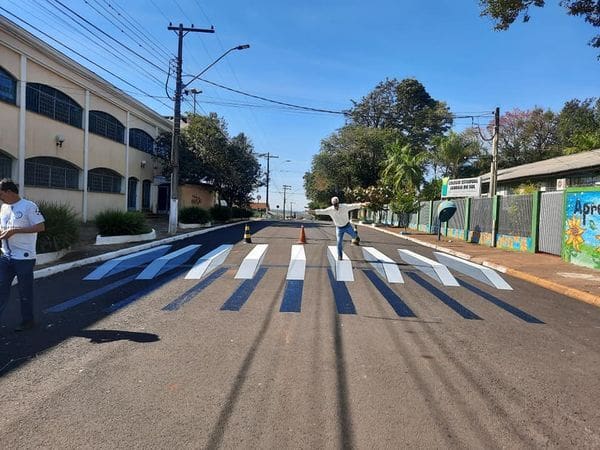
[442,177,481,198]
[556,178,567,191]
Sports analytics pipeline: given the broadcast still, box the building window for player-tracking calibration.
[25,83,82,127]
[142,179,151,209]
[25,157,79,189]
[0,154,12,179]
[89,111,125,143]
[0,67,17,105]
[88,168,122,193]
[129,128,155,154]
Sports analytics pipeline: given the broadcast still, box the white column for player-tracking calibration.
[17,54,26,193]
[82,90,90,222]
[124,111,130,211]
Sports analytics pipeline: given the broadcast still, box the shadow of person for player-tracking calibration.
[75,330,160,344]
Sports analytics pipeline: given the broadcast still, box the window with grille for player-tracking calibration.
[0,67,16,105]
[89,110,124,143]
[129,128,155,154]
[88,168,122,193]
[0,154,12,179]
[25,83,82,127]
[25,157,79,189]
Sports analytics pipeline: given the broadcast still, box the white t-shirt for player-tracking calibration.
[314,203,363,227]
[0,198,45,259]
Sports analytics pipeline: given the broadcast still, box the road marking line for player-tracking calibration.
[327,246,354,282]
[398,249,459,286]
[433,252,512,290]
[163,267,228,311]
[235,244,268,279]
[407,272,481,320]
[327,268,356,314]
[45,274,137,313]
[362,270,415,317]
[185,244,232,279]
[221,267,268,311]
[362,247,403,283]
[83,245,172,280]
[280,280,304,312]
[136,245,201,280]
[459,280,543,323]
[286,245,306,280]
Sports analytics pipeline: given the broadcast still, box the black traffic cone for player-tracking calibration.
[244,224,252,243]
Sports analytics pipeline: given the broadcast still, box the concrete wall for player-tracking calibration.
[179,184,216,209]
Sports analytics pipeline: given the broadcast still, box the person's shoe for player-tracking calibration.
[351,238,360,246]
[15,320,35,332]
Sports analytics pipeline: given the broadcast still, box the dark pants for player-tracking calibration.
[0,255,36,323]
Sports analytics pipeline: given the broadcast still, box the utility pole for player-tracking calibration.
[257,152,279,213]
[490,106,500,198]
[282,184,291,220]
[290,201,294,219]
[167,23,214,234]
[184,88,202,115]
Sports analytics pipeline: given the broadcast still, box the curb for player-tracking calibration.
[359,224,600,308]
[33,221,250,281]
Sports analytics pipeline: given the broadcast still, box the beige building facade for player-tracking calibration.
[0,16,173,221]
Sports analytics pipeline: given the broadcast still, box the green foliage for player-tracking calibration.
[479,0,600,55]
[381,141,426,193]
[304,125,400,204]
[389,190,420,214]
[95,210,151,236]
[36,201,80,253]
[347,78,452,149]
[419,179,443,201]
[178,206,210,224]
[209,205,232,222]
[558,98,600,153]
[431,131,483,178]
[231,207,252,219]
[515,182,540,194]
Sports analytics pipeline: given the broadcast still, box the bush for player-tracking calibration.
[231,207,252,219]
[209,205,232,222]
[179,206,211,224]
[95,210,151,236]
[36,201,80,253]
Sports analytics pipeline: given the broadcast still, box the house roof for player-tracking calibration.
[480,149,600,183]
[250,202,268,210]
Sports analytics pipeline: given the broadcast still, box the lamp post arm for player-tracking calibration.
[183,45,249,90]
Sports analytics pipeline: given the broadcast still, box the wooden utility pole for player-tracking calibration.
[282,185,291,220]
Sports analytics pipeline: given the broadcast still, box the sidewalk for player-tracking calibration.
[371,226,600,308]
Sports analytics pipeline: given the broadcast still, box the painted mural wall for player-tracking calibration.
[562,187,600,270]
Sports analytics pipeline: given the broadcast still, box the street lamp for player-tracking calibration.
[169,43,250,234]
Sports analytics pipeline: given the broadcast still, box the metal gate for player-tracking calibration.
[539,191,564,255]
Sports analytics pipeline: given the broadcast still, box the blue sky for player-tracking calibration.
[3,0,599,211]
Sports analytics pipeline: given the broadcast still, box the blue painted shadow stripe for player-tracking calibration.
[362,269,416,318]
[407,272,481,320]
[327,269,356,315]
[459,279,544,324]
[45,274,137,313]
[163,267,228,311]
[221,267,268,311]
[105,269,186,313]
[280,280,304,313]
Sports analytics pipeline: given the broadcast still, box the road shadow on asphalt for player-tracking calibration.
[74,329,160,344]
[0,221,273,377]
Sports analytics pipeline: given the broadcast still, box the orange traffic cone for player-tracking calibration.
[298,225,307,244]
[244,224,252,243]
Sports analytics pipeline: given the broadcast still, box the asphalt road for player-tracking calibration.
[1,221,599,449]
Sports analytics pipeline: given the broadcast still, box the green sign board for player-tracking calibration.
[562,187,600,269]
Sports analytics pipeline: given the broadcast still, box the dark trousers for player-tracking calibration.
[0,255,36,323]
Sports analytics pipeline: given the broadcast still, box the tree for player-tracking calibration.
[479,0,600,57]
[347,78,453,149]
[381,141,426,193]
[303,125,400,206]
[218,133,261,207]
[558,97,600,153]
[431,130,482,178]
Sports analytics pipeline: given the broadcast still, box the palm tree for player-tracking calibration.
[381,141,426,193]
[432,131,480,178]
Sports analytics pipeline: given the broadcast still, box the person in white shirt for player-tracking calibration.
[314,196,369,260]
[0,179,45,332]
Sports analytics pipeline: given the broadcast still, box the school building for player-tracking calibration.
[0,15,176,221]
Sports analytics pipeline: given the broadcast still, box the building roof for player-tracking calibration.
[480,148,600,183]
